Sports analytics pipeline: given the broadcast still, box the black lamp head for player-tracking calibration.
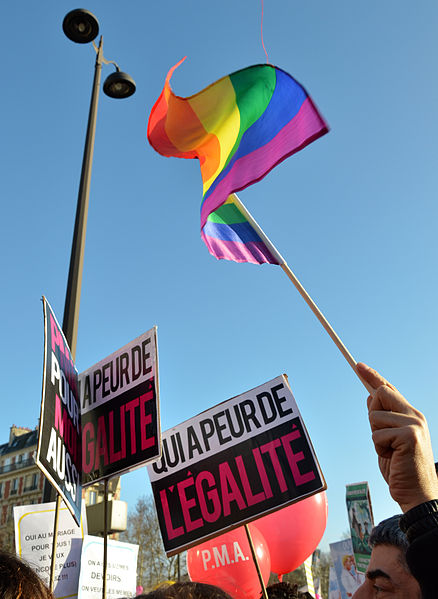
[63,9,99,44]
[103,71,136,99]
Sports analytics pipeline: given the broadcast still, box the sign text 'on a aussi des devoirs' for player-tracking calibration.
[147,375,326,556]
[79,327,160,486]
[37,297,82,525]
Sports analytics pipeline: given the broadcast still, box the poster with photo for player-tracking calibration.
[346,481,374,573]
[328,565,341,599]
[330,539,364,599]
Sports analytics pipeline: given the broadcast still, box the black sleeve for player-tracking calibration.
[399,500,438,599]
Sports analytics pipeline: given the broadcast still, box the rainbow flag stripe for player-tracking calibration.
[147,58,328,264]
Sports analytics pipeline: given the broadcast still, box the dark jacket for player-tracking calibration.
[400,500,438,599]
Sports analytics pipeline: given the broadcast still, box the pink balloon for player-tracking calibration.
[255,491,328,576]
[187,524,270,599]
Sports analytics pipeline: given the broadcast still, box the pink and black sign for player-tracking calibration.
[147,375,326,556]
[79,327,160,486]
[37,298,82,524]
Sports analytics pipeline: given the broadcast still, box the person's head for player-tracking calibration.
[352,515,421,598]
[0,551,54,599]
[264,582,299,599]
[137,582,234,599]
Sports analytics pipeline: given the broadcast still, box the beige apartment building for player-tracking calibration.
[0,425,123,551]
[0,426,43,548]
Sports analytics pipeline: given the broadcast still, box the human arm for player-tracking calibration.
[356,363,438,598]
[355,362,438,513]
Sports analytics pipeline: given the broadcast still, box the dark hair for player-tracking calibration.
[369,514,408,553]
[264,582,299,599]
[369,514,410,569]
[137,582,234,599]
[0,550,54,599]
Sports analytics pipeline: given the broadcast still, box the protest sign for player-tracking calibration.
[79,327,160,486]
[14,500,86,598]
[328,565,341,599]
[37,297,82,524]
[346,482,374,573]
[147,375,325,555]
[329,539,364,599]
[78,535,139,599]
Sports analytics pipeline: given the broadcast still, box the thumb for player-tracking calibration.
[356,363,397,393]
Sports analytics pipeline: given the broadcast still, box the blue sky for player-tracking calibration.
[1,1,437,555]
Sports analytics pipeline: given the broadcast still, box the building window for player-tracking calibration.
[0,482,2,498]
[10,478,18,495]
[88,491,97,505]
[24,473,38,493]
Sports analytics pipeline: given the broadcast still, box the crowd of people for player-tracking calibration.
[1,363,437,599]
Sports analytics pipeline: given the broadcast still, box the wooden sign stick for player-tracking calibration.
[102,478,109,599]
[49,493,62,591]
[245,524,269,599]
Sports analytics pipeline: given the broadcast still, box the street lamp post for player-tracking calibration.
[62,9,136,358]
[62,33,102,358]
[47,10,135,594]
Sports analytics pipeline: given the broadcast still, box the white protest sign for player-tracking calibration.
[78,535,139,599]
[148,374,326,555]
[79,327,161,486]
[14,501,87,599]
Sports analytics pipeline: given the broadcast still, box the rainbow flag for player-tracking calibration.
[147,58,328,264]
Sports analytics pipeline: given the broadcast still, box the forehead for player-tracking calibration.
[368,544,406,578]
[367,544,422,597]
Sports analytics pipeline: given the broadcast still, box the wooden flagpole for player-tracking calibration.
[232,194,374,395]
